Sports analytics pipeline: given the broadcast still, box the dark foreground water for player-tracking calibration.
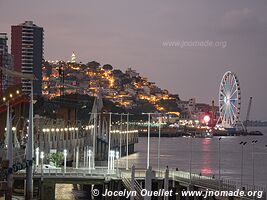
[124,127,267,187]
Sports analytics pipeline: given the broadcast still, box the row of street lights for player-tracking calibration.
[40,112,134,172]
[218,139,266,191]
[35,147,120,175]
[107,113,132,170]
[187,137,266,191]
[35,148,68,175]
[239,140,262,190]
[83,146,94,169]
[2,89,21,200]
[142,113,165,170]
[88,112,132,171]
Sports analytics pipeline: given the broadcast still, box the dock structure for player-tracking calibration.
[33,115,138,162]
[11,166,266,200]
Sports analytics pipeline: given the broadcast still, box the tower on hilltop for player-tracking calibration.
[71,52,76,63]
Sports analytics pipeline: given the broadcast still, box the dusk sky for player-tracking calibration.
[1,0,267,120]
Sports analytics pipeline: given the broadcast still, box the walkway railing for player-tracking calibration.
[121,169,266,194]
[30,167,119,179]
[15,166,266,196]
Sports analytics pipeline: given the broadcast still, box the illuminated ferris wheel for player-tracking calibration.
[217,71,241,128]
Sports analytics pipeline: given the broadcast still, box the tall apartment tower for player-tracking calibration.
[0,33,10,94]
[11,21,43,95]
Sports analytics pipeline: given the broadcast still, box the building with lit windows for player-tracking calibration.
[0,33,13,95]
[11,21,43,95]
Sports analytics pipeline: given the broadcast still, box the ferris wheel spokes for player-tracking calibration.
[217,71,241,128]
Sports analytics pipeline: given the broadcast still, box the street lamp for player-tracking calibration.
[111,150,115,172]
[86,146,89,168]
[35,147,40,167]
[108,151,110,173]
[108,150,114,173]
[93,113,97,169]
[240,141,247,189]
[116,151,119,175]
[108,113,112,172]
[40,151,44,177]
[63,149,67,174]
[126,113,129,170]
[142,113,152,169]
[157,116,162,171]
[75,146,79,169]
[119,114,123,158]
[189,135,193,183]
[5,99,13,200]
[218,137,222,191]
[117,113,132,170]
[83,146,86,168]
[89,112,99,170]
[88,149,92,173]
[251,140,258,191]
[26,82,34,199]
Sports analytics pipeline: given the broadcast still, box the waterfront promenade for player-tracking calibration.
[10,166,266,200]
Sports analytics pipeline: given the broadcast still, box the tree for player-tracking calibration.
[113,69,123,76]
[102,64,113,71]
[87,61,100,70]
[132,100,156,113]
[158,99,181,112]
[48,152,64,167]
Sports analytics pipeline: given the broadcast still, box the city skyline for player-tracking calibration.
[0,0,267,120]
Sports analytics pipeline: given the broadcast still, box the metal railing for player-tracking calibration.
[121,175,143,200]
[15,167,266,197]
[20,167,119,179]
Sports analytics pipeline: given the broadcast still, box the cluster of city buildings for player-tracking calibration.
[42,59,217,124]
[42,60,179,111]
[0,21,43,95]
[0,21,216,126]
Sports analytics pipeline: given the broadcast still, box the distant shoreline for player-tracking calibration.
[138,130,264,137]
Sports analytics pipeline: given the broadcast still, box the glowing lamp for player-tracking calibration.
[203,115,211,124]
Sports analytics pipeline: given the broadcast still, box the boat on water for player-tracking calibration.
[212,127,263,136]
[194,131,213,138]
[247,130,263,136]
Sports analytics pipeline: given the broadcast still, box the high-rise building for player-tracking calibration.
[0,33,10,94]
[11,21,43,95]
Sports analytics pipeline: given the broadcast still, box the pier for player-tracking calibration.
[9,166,266,200]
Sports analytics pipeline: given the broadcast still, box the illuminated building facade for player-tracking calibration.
[0,33,12,95]
[11,21,43,95]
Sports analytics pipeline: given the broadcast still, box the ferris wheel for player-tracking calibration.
[217,71,241,128]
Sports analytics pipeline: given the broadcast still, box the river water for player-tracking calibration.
[54,127,267,199]
[124,127,267,187]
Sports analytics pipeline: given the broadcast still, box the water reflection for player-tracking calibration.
[132,128,267,186]
[201,138,213,175]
